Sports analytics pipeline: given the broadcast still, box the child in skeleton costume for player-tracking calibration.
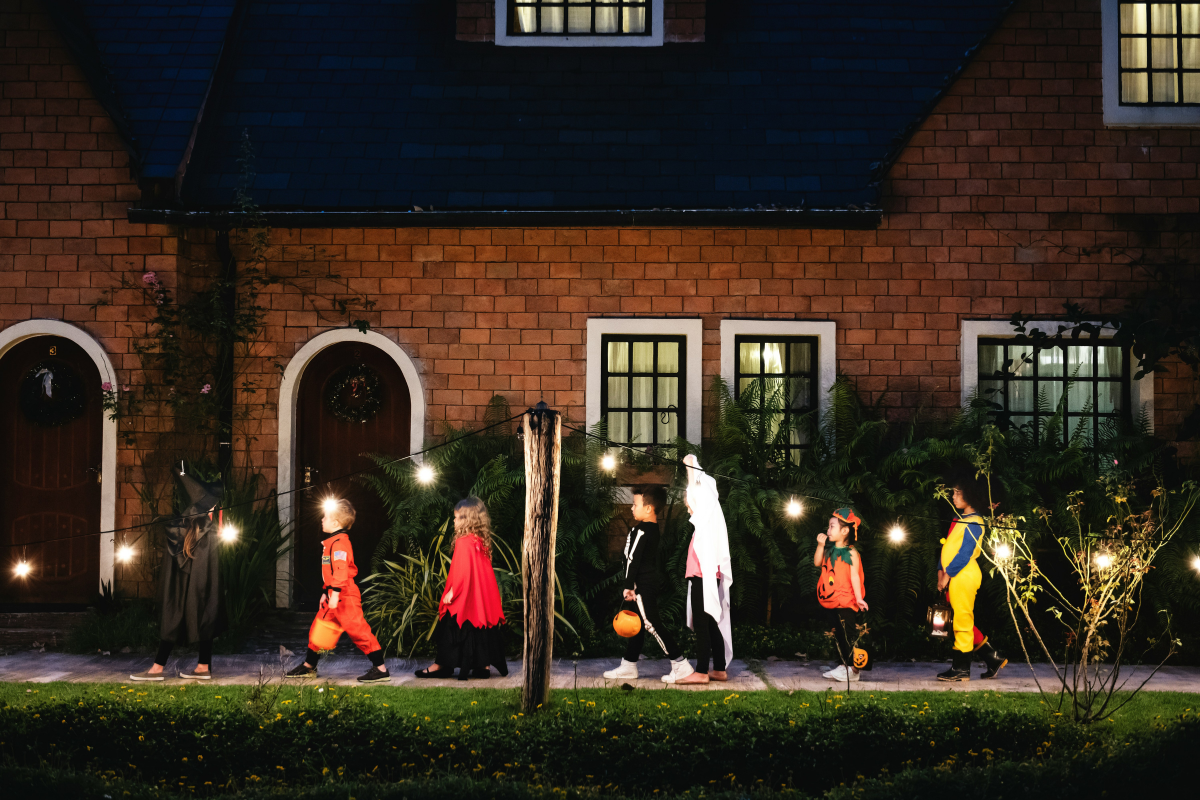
[130,470,226,681]
[671,454,734,685]
[813,507,870,682]
[935,473,1007,682]
[603,485,692,682]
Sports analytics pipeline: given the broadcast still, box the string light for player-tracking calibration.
[323,498,339,515]
[994,543,1013,560]
[116,545,134,563]
[1192,556,1200,573]
[888,526,906,543]
[220,525,239,543]
[14,561,30,578]
[785,498,802,518]
[417,465,435,484]
[1094,552,1113,570]
[600,453,616,472]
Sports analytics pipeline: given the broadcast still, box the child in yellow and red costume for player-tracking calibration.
[285,499,390,683]
[813,506,870,682]
[935,474,1007,682]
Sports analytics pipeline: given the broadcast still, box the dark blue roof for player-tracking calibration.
[80,0,237,178]
[73,0,1011,208]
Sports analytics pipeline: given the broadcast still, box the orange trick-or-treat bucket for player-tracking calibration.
[612,610,642,638]
[310,617,343,650]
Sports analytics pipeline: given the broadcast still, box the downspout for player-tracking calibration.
[214,229,237,480]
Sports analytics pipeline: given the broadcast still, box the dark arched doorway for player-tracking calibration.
[293,342,412,609]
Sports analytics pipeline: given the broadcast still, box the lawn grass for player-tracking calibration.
[2,683,1196,797]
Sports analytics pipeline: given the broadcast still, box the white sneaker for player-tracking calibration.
[603,660,639,680]
[824,665,848,681]
[661,659,695,683]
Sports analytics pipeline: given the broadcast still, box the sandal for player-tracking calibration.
[414,667,453,679]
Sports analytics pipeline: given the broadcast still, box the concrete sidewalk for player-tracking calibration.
[2,650,1198,692]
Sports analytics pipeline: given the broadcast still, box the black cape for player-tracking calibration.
[159,512,226,644]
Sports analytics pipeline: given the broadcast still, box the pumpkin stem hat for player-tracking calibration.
[832,506,862,541]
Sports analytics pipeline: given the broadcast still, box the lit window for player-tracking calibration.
[733,336,818,463]
[509,0,649,36]
[601,335,683,448]
[1118,3,1200,105]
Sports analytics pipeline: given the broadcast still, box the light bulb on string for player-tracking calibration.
[417,465,435,485]
[323,498,339,515]
[994,543,1013,560]
[1192,555,1200,573]
[1094,552,1113,570]
[116,545,134,563]
[785,498,802,518]
[14,560,31,578]
[600,453,616,472]
[888,525,906,544]
[220,525,239,543]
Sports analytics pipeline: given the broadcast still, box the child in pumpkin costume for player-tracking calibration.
[813,507,869,682]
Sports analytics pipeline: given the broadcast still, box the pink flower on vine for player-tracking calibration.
[201,384,212,394]
[142,272,158,285]
[101,382,113,392]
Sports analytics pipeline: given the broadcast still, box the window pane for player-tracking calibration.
[632,376,653,408]
[1184,4,1200,32]
[739,342,760,374]
[1153,71,1179,101]
[1009,347,1035,376]
[789,341,812,372]
[1098,382,1123,414]
[516,7,537,33]
[1152,36,1178,67]
[1151,3,1177,32]
[1010,381,1035,412]
[763,377,785,405]
[608,341,629,372]
[595,0,617,33]
[541,5,564,33]
[1123,71,1150,102]
[762,343,785,374]
[631,341,654,372]
[1067,345,1093,378]
[1042,380,1064,412]
[979,344,1006,375]
[791,377,812,409]
[1011,415,1034,431]
[738,377,754,397]
[978,379,1003,404]
[657,342,680,373]
[1038,347,1063,378]
[657,376,679,407]
[607,411,628,444]
[1122,36,1149,68]
[1184,72,1200,101]
[1184,37,1200,67]
[568,5,590,33]
[631,412,653,444]
[623,6,645,33]
[1097,346,1122,378]
[1067,380,1092,412]
[1122,3,1147,33]
[657,412,678,443]
[607,377,628,408]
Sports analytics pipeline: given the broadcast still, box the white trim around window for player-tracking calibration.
[495,0,664,46]
[1102,0,1200,127]
[586,317,703,445]
[719,319,837,424]
[961,320,1154,431]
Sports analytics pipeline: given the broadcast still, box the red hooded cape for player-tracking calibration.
[438,534,505,629]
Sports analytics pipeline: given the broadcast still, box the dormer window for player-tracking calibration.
[495,0,665,45]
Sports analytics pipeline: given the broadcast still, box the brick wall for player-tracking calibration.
[457,0,705,42]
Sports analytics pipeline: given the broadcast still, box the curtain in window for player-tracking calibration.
[606,341,629,443]
[656,342,679,443]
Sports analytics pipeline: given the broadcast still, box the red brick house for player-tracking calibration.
[1,0,1198,605]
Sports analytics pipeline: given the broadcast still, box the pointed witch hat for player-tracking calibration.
[175,469,223,516]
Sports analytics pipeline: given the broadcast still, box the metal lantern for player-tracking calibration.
[926,602,953,638]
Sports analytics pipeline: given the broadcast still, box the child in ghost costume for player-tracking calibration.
[667,453,735,685]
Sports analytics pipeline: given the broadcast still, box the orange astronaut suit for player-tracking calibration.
[307,529,382,655]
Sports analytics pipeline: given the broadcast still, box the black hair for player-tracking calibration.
[632,484,667,515]
[831,517,856,544]
[952,471,991,514]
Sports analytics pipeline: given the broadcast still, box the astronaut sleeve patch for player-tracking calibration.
[333,550,348,561]
[321,555,331,564]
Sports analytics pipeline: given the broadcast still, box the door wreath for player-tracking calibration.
[324,363,383,423]
[19,359,87,427]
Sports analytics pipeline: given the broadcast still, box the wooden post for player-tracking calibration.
[521,402,561,713]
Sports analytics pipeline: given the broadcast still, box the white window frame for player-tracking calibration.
[719,320,837,426]
[586,318,702,445]
[496,0,664,46]
[961,320,1153,432]
[1102,0,1200,127]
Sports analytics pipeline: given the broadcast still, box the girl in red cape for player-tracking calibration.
[415,496,509,680]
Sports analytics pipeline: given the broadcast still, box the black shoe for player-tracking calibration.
[470,668,491,679]
[457,668,470,681]
[285,663,317,679]
[414,667,452,679]
[976,642,1008,679]
[357,666,391,683]
[937,652,972,682]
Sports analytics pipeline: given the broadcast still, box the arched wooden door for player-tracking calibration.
[293,342,411,609]
[0,336,103,605]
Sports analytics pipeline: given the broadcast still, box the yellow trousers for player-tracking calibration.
[948,560,981,653]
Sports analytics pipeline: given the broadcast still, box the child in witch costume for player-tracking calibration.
[131,469,226,681]
[286,499,390,683]
[603,485,692,682]
[813,507,870,682]
[935,473,1007,682]
[415,496,508,680]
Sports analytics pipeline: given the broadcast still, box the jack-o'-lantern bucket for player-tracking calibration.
[310,617,343,651]
[613,610,642,638]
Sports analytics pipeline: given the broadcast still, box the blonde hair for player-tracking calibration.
[453,496,493,554]
[329,498,357,530]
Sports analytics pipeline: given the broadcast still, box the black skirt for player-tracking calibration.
[434,615,509,676]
